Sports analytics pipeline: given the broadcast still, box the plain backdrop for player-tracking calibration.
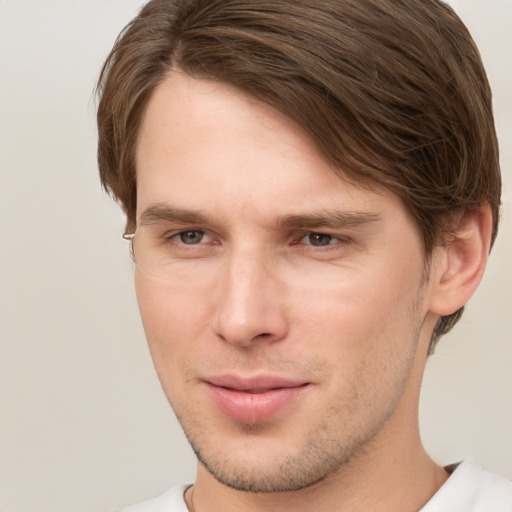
[0,1,511,511]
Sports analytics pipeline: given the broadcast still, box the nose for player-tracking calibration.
[211,249,288,347]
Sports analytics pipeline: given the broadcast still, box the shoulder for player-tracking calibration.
[112,484,190,512]
[422,457,512,511]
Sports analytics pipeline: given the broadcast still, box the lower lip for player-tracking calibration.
[206,383,309,423]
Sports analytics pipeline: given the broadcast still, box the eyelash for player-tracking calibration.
[297,232,350,249]
[167,230,211,244]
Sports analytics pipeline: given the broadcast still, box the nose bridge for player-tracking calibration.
[212,243,287,347]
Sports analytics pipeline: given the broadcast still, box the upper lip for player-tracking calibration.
[205,374,309,392]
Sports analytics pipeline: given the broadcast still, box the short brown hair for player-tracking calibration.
[96,0,501,343]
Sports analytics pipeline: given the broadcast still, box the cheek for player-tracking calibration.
[134,273,212,372]
[295,276,423,418]
[294,266,421,333]
[290,261,425,373]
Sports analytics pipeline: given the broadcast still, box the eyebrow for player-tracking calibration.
[139,204,211,226]
[276,210,381,230]
[139,203,381,230]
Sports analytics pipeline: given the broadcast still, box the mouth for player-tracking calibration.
[204,375,310,423]
[243,388,281,394]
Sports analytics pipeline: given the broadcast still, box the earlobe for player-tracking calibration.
[429,205,493,316]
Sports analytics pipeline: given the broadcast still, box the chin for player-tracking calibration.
[181,415,366,493]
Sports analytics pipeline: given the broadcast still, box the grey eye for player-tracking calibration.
[307,233,334,246]
[178,231,204,244]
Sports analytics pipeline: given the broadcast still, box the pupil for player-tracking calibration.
[309,233,332,246]
[180,231,203,244]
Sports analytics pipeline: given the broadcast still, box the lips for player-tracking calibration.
[205,375,309,423]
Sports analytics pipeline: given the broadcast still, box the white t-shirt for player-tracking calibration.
[419,457,512,511]
[116,484,190,512]
[116,458,512,511]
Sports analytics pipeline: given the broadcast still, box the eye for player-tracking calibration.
[301,232,339,247]
[173,230,206,245]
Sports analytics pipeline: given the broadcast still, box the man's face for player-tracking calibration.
[134,72,439,492]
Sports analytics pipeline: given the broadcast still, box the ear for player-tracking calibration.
[428,205,493,316]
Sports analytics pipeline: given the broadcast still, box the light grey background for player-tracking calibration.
[0,1,510,511]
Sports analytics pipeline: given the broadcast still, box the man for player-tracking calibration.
[96,0,511,510]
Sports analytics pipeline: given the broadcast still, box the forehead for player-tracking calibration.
[136,71,324,179]
[135,71,403,224]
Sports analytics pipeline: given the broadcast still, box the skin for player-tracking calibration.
[133,72,491,511]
